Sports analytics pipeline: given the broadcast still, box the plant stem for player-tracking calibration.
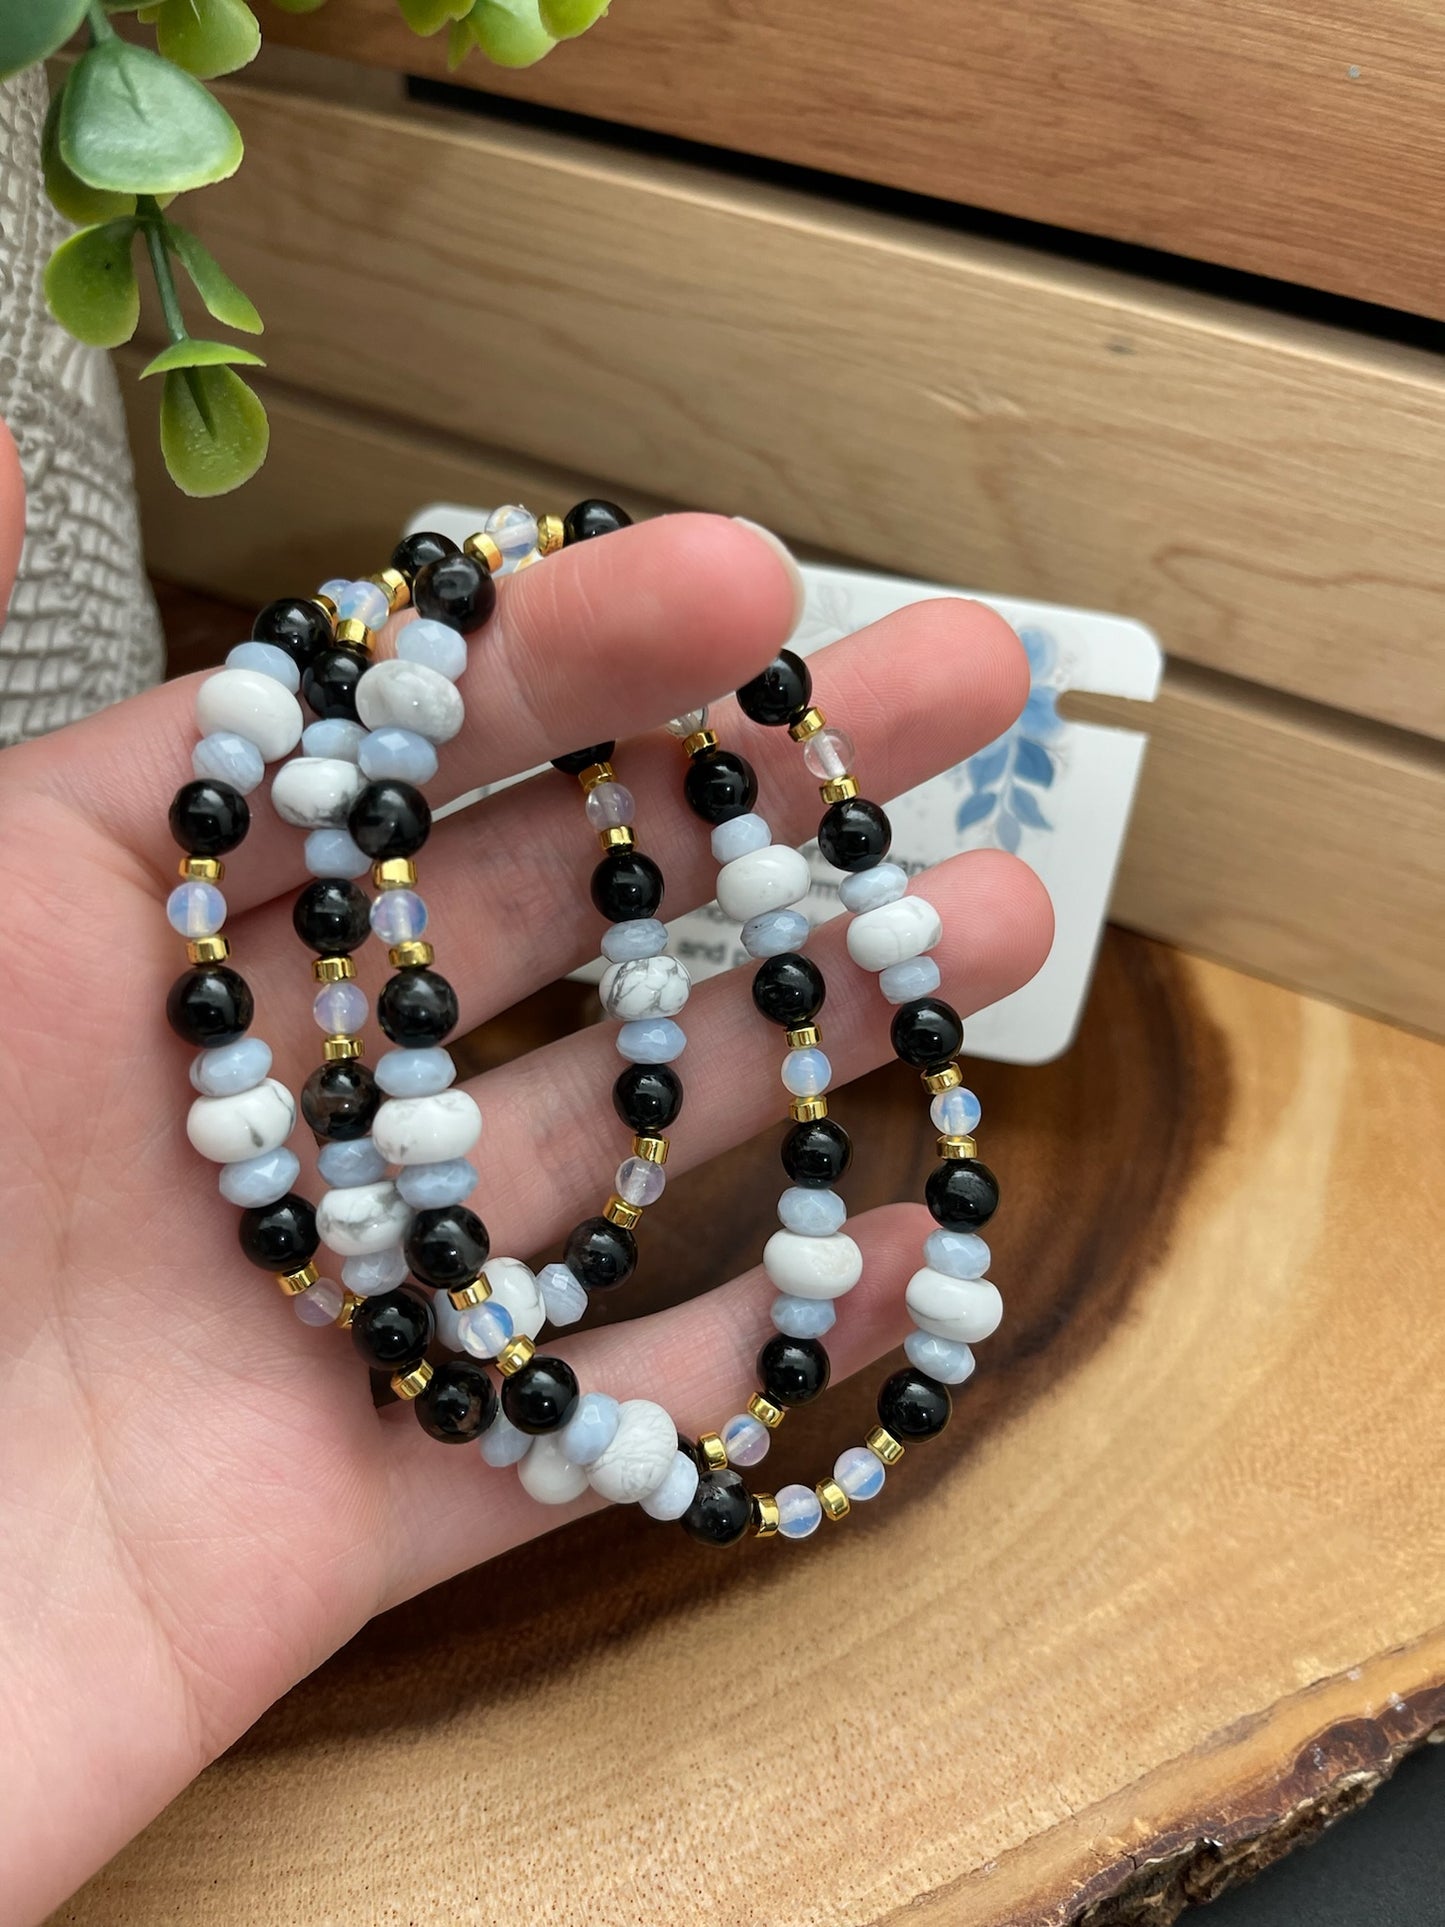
[85,2,116,42]
[138,200,188,346]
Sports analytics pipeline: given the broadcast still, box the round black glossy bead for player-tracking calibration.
[590,848,665,922]
[736,649,812,727]
[301,1059,380,1141]
[562,498,632,543]
[390,529,459,580]
[926,1157,1000,1229]
[416,1358,497,1443]
[682,747,758,825]
[302,645,367,721]
[166,964,253,1047]
[377,967,458,1048]
[757,1333,831,1407]
[780,1116,852,1187]
[751,951,826,1027]
[347,780,431,860]
[890,997,964,1071]
[817,796,892,873]
[350,1287,434,1373]
[501,1355,580,1434]
[291,878,370,956]
[877,1367,952,1442]
[552,742,615,776]
[168,779,249,857]
[237,1193,319,1271]
[405,1205,490,1291]
[412,552,495,632]
[681,1469,754,1547]
[251,596,332,671]
[563,1215,638,1293]
[612,1062,684,1134]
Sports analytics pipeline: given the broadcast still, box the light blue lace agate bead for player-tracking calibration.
[838,862,908,915]
[342,1245,409,1295]
[316,1137,389,1188]
[166,881,226,939]
[190,1036,272,1097]
[879,955,942,1004]
[834,1444,886,1501]
[218,1147,301,1209]
[313,980,368,1034]
[370,889,428,945]
[302,718,367,763]
[616,1018,686,1063]
[741,908,810,958]
[600,917,668,963]
[770,1294,837,1340]
[375,1047,456,1097]
[336,579,392,630]
[722,1412,770,1467]
[480,1410,533,1467]
[930,1086,982,1136]
[458,1300,514,1360]
[304,828,372,879]
[781,1047,831,1098]
[776,1483,823,1540]
[923,1228,991,1280]
[559,1392,621,1467]
[192,730,264,795]
[358,726,439,785]
[710,811,771,864]
[777,1187,847,1237]
[904,1330,976,1385]
[396,1159,477,1208]
[225,639,300,692]
[397,618,468,681]
[640,1449,700,1522]
[484,502,539,568]
[538,1260,588,1326]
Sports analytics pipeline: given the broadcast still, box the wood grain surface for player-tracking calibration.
[260,0,1445,323]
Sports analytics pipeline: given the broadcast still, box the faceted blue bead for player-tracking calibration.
[740,908,810,958]
[904,1329,976,1384]
[923,1229,991,1279]
[302,718,366,762]
[317,1137,389,1188]
[190,1036,272,1097]
[600,917,669,963]
[357,726,439,785]
[396,1159,478,1208]
[303,828,372,879]
[226,639,300,691]
[375,1047,455,1097]
[616,1018,686,1063]
[192,731,264,795]
[769,1294,838,1339]
[777,1187,847,1236]
[397,618,468,681]
[559,1392,621,1467]
[218,1147,301,1208]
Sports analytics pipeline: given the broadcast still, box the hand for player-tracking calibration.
[0,511,1051,1922]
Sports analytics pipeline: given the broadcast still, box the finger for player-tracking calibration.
[0,418,24,621]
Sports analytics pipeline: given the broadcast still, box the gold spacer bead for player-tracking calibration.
[604,1193,642,1230]
[752,1493,781,1538]
[697,1432,728,1473]
[389,940,434,969]
[447,1277,492,1310]
[323,1034,363,1062]
[186,935,229,965]
[788,705,827,742]
[866,1425,905,1466]
[390,1359,434,1401]
[310,593,338,624]
[598,825,635,852]
[819,774,860,804]
[372,857,417,891]
[682,728,719,759]
[747,1392,785,1430]
[536,512,565,556]
[463,531,504,575]
[790,1095,829,1123]
[496,1336,535,1377]
[632,1135,668,1165]
[334,616,371,650]
[817,1478,851,1521]
[937,1134,978,1161]
[177,855,223,882]
[578,761,616,791]
[923,1061,964,1093]
[336,1291,363,1329]
[275,1262,318,1297]
[313,956,356,983]
[786,1024,821,1050]
[370,566,410,613]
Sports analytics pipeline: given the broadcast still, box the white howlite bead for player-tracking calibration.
[715,844,812,923]
[838,862,908,915]
[356,657,464,744]
[481,1256,546,1341]
[270,756,365,829]
[845,895,943,972]
[186,1078,295,1163]
[587,1400,679,1504]
[904,1268,1003,1345]
[518,1435,590,1506]
[196,668,303,763]
[639,1450,700,1521]
[371,1090,482,1166]
[599,953,691,1021]
[762,1228,864,1301]
[316,1180,412,1257]
[710,812,771,865]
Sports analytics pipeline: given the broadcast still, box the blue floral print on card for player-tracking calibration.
[954,626,1067,853]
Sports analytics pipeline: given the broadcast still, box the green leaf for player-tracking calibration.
[400,0,473,31]
[42,85,136,225]
[59,38,244,194]
[538,0,609,37]
[165,223,263,333]
[159,364,269,496]
[141,338,266,376]
[466,0,555,67]
[43,219,140,347]
[0,0,88,81]
[154,0,261,79]
[446,18,473,66]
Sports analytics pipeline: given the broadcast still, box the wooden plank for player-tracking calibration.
[138,79,1445,740]
[54,937,1445,1924]
[120,368,1445,1036]
[262,0,1445,322]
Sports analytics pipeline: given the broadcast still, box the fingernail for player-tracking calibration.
[733,516,806,637]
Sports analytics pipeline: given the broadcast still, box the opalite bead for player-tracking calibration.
[481,1256,546,1341]
[313,979,368,1034]
[776,1483,823,1540]
[801,725,856,782]
[665,707,708,738]
[190,1035,272,1097]
[518,1434,590,1506]
[375,1047,455,1097]
[336,579,391,629]
[303,827,371,879]
[559,1392,621,1467]
[600,953,691,1022]
[484,501,539,565]
[192,731,264,795]
[479,1411,532,1468]
[187,1078,295,1163]
[225,639,301,691]
[781,1046,832,1097]
[587,1399,677,1503]
[846,895,943,972]
[318,577,350,601]
[838,862,908,915]
[770,1294,837,1339]
[371,1089,481,1165]
[302,718,366,763]
[741,907,811,957]
[600,917,668,963]
[537,1260,588,1326]
[904,1330,976,1384]
[316,1136,389,1188]
[369,889,428,946]
[880,955,943,1005]
[342,1244,408,1295]
[930,1087,982,1136]
[835,1443,886,1500]
[293,1276,345,1326]
[166,881,226,939]
[357,726,439,785]
[710,811,771,864]
[904,1268,1003,1344]
[396,1159,477,1208]
[721,1412,770,1467]
[923,1228,991,1279]
[615,1155,666,1207]
[397,617,468,681]
[457,1299,515,1359]
[316,1180,412,1257]
[639,1449,700,1521]
[196,668,303,763]
[762,1228,864,1300]
[270,756,365,830]
[356,658,463,744]
[777,1186,846,1237]
[715,844,811,923]
[584,781,635,830]
[616,1018,686,1063]
[218,1146,300,1208]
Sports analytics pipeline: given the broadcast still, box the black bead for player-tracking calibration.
[925,1157,1000,1229]
[166,964,253,1048]
[562,498,632,543]
[501,1355,580,1434]
[751,951,826,1027]
[612,1062,683,1134]
[301,1059,380,1141]
[291,878,370,956]
[405,1206,490,1291]
[681,1469,753,1547]
[412,552,495,632]
[590,848,665,923]
[350,1287,433,1372]
[416,1357,497,1443]
[552,743,615,776]
[251,596,332,671]
[168,779,249,857]
[302,645,367,721]
[390,529,459,580]
[377,967,458,1048]
[780,1116,852,1187]
[563,1215,638,1293]
[682,747,758,825]
[347,780,431,860]
[817,796,892,873]
[757,1333,830,1407]
[890,997,964,1071]
[877,1368,952,1442]
[736,650,812,727]
[237,1193,319,1271]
